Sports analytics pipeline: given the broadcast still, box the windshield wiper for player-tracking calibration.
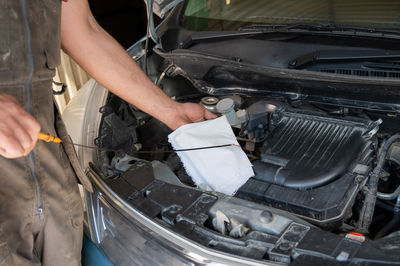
[181,23,400,48]
[239,23,400,36]
[238,23,332,31]
[180,30,269,48]
[288,49,400,69]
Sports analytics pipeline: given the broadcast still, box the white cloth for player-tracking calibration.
[168,116,254,195]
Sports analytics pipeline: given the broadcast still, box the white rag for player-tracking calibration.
[168,116,254,195]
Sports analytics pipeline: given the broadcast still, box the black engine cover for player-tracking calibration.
[255,110,372,189]
[237,108,375,226]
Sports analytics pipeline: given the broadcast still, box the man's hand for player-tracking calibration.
[0,95,40,158]
[166,102,217,130]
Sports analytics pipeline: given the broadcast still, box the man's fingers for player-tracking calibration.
[8,109,40,156]
[167,102,218,130]
[18,113,41,154]
[11,99,41,155]
[0,94,41,158]
[204,109,217,120]
[11,117,35,151]
[0,132,26,159]
[0,120,33,158]
[13,101,41,139]
[0,147,6,157]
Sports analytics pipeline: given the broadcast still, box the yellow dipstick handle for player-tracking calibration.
[38,132,62,143]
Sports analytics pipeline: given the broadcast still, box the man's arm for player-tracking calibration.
[61,0,216,130]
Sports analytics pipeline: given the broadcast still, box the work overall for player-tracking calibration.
[0,1,89,264]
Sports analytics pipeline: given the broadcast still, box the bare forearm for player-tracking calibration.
[61,0,216,129]
[61,1,178,125]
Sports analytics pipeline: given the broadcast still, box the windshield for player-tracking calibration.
[183,0,400,31]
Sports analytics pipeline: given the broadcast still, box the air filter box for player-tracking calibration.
[237,107,376,227]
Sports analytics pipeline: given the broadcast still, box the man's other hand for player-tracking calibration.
[0,95,41,158]
[166,102,217,130]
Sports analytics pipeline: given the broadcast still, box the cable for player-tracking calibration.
[143,0,154,75]
[357,134,400,233]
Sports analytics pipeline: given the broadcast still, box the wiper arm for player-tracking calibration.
[181,23,400,48]
[181,24,324,48]
[180,30,269,48]
[288,50,400,69]
[239,23,400,36]
[238,23,333,31]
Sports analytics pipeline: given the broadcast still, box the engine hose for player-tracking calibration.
[375,196,400,239]
[376,199,395,213]
[358,134,400,233]
[377,184,400,200]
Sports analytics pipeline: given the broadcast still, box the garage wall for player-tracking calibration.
[53,50,91,113]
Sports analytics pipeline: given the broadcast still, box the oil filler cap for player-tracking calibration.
[345,232,366,242]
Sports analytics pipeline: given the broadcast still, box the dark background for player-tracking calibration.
[89,0,148,48]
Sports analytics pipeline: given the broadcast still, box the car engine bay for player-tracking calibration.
[92,38,400,263]
[97,77,399,228]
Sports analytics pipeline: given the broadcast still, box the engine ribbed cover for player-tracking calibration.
[253,110,372,189]
[237,109,375,226]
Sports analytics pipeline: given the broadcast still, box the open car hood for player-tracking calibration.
[143,0,183,44]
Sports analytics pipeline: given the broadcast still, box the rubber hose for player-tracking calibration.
[375,197,400,239]
[376,199,395,213]
[377,184,400,200]
[358,134,400,233]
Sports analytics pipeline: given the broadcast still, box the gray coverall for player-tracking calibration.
[0,0,92,264]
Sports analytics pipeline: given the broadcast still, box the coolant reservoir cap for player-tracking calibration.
[216,98,235,114]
